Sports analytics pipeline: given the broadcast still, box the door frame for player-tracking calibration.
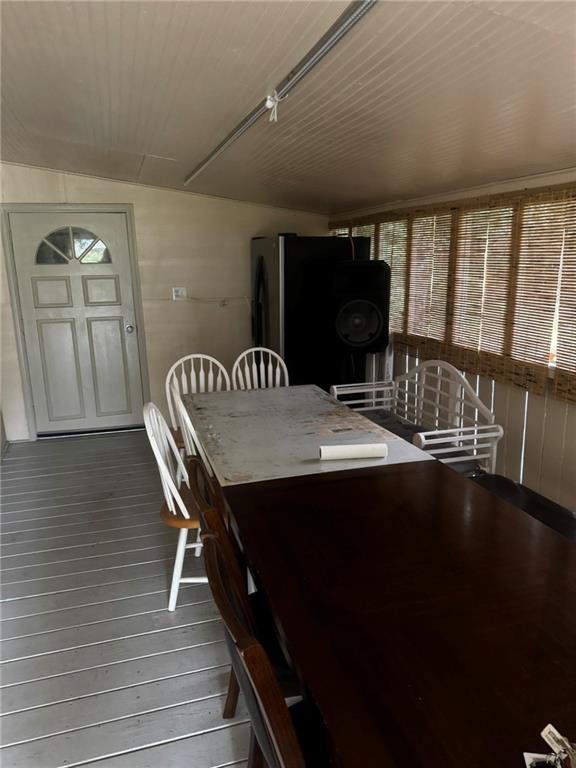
[2,203,150,440]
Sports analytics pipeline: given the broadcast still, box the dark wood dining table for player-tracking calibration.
[224,459,576,768]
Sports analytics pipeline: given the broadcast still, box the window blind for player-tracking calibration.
[452,207,513,355]
[556,200,576,379]
[378,220,407,333]
[329,184,576,403]
[407,214,451,341]
[351,224,376,258]
[511,201,564,367]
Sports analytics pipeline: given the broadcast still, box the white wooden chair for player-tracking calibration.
[331,359,503,474]
[143,402,208,611]
[170,380,214,478]
[232,347,289,390]
[165,354,230,432]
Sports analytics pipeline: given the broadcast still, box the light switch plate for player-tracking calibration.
[172,287,187,301]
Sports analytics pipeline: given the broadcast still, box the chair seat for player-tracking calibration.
[160,484,201,529]
[289,697,331,767]
[366,410,480,475]
[473,474,576,541]
[364,409,425,441]
[250,591,300,697]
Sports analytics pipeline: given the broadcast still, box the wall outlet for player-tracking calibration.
[172,287,187,301]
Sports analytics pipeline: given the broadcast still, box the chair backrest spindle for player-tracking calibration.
[170,381,215,477]
[143,402,191,518]
[165,354,230,429]
[232,348,289,391]
[393,359,494,429]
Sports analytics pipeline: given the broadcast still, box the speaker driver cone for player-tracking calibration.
[335,299,383,348]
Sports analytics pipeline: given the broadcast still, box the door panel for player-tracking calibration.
[37,319,85,421]
[87,318,131,416]
[32,277,73,308]
[82,276,121,306]
[9,211,144,433]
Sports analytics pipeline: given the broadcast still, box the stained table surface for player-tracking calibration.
[225,460,576,768]
[185,384,431,486]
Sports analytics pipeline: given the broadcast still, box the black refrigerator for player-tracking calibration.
[251,234,389,391]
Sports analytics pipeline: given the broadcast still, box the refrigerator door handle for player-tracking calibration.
[253,256,265,346]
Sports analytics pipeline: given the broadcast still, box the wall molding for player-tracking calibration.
[330,167,576,224]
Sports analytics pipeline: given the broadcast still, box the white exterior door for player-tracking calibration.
[9,210,145,434]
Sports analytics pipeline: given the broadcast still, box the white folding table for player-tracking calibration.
[184,384,431,487]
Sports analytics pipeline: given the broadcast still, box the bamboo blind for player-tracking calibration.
[407,214,451,341]
[351,224,376,258]
[332,185,576,403]
[378,221,407,333]
[452,206,514,356]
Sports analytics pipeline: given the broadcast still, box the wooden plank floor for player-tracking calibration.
[1,431,249,768]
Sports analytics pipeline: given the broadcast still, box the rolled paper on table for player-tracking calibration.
[319,443,388,461]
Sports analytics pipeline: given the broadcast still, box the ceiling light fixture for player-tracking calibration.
[183,0,377,186]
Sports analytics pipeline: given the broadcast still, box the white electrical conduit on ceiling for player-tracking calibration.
[183,0,377,186]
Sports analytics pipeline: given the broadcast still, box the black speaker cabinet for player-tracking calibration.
[251,235,389,391]
[332,261,391,353]
[286,257,390,390]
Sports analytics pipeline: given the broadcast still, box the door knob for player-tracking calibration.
[125,324,135,334]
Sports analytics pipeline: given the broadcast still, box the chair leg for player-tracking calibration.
[168,529,188,611]
[222,668,240,719]
[194,526,202,557]
[247,729,266,768]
